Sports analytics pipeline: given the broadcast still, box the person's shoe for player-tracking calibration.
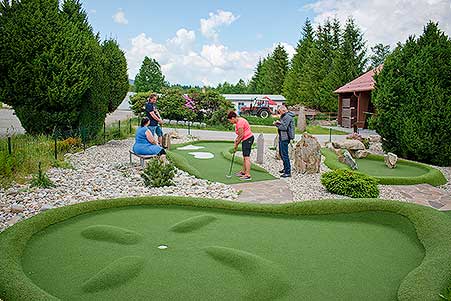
[235,171,245,177]
[281,173,291,178]
[279,169,285,174]
[240,175,252,181]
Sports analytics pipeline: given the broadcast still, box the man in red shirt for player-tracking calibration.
[227,111,254,180]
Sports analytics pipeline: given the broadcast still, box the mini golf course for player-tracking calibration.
[168,141,275,184]
[322,148,447,186]
[1,197,451,300]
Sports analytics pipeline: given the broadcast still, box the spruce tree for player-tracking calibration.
[134,56,165,93]
[283,19,314,105]
[370,43,390,68]
[102,39,129,112]
[373,22,451,166]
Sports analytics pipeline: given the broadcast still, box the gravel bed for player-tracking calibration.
[248,145,420,202]
[0,137,237,232]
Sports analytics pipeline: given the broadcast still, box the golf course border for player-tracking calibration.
[321,148,447,186]
[0,196,451,300]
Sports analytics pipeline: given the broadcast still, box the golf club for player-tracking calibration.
[226,150,236,178]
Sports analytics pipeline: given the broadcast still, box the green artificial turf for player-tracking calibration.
[321,148,447,186]
[169,141,275,184]
[1,197,451,301]
[19,206,423,300]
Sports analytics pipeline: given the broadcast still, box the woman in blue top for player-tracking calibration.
[133,118,166,158]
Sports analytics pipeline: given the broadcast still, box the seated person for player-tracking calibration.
[133,118,166,159]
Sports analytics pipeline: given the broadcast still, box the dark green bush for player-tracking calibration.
[372,22,451,166]
[141,159,176,187]
[321,169,379,198]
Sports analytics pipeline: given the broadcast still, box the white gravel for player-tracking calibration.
[0,137,238,232]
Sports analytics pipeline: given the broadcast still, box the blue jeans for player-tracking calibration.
[279,140,291,175]
[148,125,163,137]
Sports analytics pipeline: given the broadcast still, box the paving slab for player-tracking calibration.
[390,184,451,210]
[230,179,293,204]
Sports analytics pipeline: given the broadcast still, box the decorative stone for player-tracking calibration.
[10,204,25,213]
[384,152,398,168]
[274,135,281,160]
[256,134,264,164]
[340,149,358,170]
[368,135,381,143]
[339,139,366,151]
[354,150,369,159]
[169,131,181,139]
[297,107,307,132]
[40,204,53,211]
[162,133,171,150]
[293,133,321,174]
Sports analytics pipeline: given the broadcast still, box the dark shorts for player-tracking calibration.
[242,136,254,157]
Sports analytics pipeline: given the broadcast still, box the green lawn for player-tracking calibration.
[1,197,450,301]
[170,141,275,184]
[250,125,347,135]
[21,205,422,300]
[321,148,447,186]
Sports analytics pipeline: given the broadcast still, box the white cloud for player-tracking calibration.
[113,9,128,25]
[200,10,239,40]
[124,29,295,86]
[304,0,451,48]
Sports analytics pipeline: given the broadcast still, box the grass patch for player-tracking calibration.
[169,140,274,183]
[321,148,447,186]
[0,119,137,188]
[0,197,450,300]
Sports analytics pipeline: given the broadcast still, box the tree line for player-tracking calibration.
[0,0,129,138]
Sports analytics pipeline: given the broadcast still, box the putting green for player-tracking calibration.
[1,197,451,300]
[21,206,422,300]
[322,148,447,186]
[170,141,275,184]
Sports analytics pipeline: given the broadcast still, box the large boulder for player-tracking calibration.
[384,152,398,168]
[293,133,321,174]
[354,150,369,159]
[340,139,366,151]
[339,149,358,170]
[368,135,381,143]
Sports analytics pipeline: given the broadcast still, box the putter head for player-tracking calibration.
[225,175,232,178]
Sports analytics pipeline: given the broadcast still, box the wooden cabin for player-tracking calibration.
[334,66,381,129]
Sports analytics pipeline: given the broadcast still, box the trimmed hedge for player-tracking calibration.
[321,169,379,198]
[321,148,447,186]
[1,197,451,301]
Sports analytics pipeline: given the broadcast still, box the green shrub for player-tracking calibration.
[440,281,451,300]
[321,169,379,198]
[30,162,55,189]
[141,159,176,187]
[372,22,451,166]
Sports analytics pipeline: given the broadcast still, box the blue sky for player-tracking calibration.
[80,0,451,86]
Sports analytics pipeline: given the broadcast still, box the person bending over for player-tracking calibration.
[145,93,164,146]
[227,111,254,181]
[133,118,166,159]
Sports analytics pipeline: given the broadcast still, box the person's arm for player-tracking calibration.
[149,111,163,124]
[145,129,157,145]
[275,115,290,131]
[234,127,244,151]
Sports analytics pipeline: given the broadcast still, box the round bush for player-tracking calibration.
[321,169,379,198]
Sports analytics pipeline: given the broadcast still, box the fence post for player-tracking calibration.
[7,137,12,155]
[103,122,106,144]
[118,120,121,138]
[129,118,132,134]
[329,128,332,143]
[54,134,58,160]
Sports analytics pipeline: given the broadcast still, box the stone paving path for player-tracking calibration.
[390,184,451,211]
[230,179,293,204]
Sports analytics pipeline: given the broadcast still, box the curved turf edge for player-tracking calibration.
[0,197,450,301]
[321,148,447,186]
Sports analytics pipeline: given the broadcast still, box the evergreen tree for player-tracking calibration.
[102,39,129,112]
[248,58,264,93]
[370,43,390,68]
[134,56,165,93]
[373,22,451,166]
[283,19,314,105]
[263,44,289,94]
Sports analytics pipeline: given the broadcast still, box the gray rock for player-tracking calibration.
[10,204,25,213]
[297,107,307,132]
[293,133,321,174]
[340,149,358,170]
[368,135,381,143]
[384,152,398,168]
[354,150,369,159]
[256,134,264,164]
[40,204,53,211]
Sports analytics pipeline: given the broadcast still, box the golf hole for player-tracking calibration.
[158,244,168,250]
[177,145,205,151]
